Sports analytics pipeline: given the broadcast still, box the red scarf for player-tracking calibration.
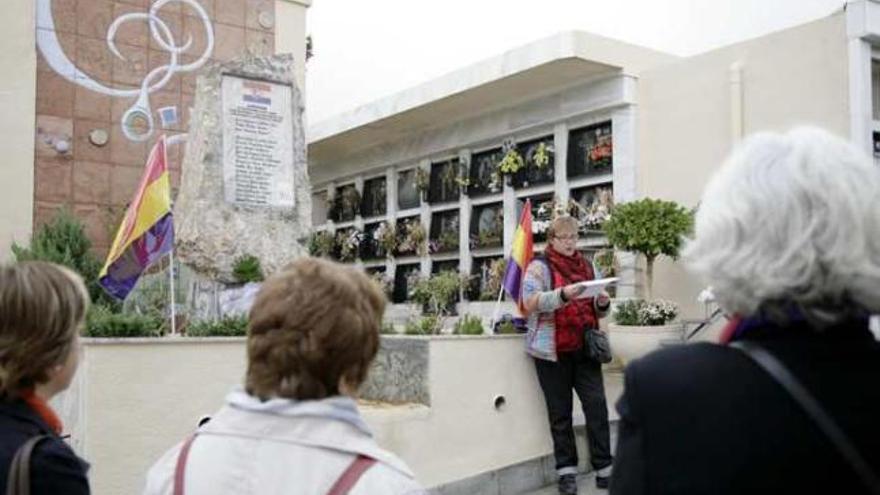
[545,245,598,352]
[21,389,63,435]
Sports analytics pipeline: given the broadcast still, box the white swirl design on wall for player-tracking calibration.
[36,0,214,141]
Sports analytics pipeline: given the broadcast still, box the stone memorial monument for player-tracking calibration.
[175,54,310,318]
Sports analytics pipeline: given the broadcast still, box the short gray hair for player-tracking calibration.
[683,127,880,324]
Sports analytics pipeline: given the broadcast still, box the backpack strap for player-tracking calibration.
[5,435,51,495]
[731,341,880,495]
[172,434,198,495]
[326,455,377,495]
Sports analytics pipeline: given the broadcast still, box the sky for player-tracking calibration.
[304,0,847,124]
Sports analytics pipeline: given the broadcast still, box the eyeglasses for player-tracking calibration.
[553,234,578,242]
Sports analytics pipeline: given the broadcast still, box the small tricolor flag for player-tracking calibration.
[98,135,174,300]
[502,199,534,311]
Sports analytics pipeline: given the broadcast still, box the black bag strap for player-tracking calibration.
[5,435,51,495]
[731,341,880,494]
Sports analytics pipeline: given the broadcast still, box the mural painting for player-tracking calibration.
[32,0,276,253]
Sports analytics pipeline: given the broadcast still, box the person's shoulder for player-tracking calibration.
[624,343,745,393]
[32,435,87,469]
[525,257,549,274]
[30,436,90,494]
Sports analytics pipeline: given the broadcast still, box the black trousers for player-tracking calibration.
[534,350,613,472]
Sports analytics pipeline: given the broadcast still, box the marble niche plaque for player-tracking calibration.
[221,75,295,208]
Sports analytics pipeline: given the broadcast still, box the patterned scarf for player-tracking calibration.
[545,245,597,352]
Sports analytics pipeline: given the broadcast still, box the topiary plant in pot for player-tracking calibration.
[602,198,694,365]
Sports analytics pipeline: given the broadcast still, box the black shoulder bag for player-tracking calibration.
[5,435,51,495]
[731,341,880,495]
[537,256,612,364]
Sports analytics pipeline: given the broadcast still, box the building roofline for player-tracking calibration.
[307,30,676,144]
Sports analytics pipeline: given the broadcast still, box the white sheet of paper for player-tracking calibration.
[572,277,619,299]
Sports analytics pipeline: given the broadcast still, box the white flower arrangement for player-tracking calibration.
[345,230,361,250]
[373,222,389,242]
[614,298,679,326]
[532,220,550,235]
[697,286,715,304]
[637,299,678,326]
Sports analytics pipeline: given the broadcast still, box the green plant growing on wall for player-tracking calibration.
[496,320,518,334]
[602,198,694,299]
[497,149,524,175]
[369,271,394,298]
[399,221,427,256]
[415,167,430,195]
[441,163,458,191]
[11,207,116,309]
[339,187,362,220]
[404,315,442,335]
[592,249,617,278]
[374,222,398,257]
[531,142,553,170]
[436,229,459,252]
[410,271,460,317]
[453,314,484,335]
[380,321,397,334]
[336,230,362,262]
[478,258,507,301]
[232,254,264,283]
[186,315,249,337]
[308,231,336,258]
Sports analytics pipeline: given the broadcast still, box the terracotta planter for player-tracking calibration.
[607,323,684,366]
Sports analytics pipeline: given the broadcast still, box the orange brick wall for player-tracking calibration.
[34,0,275,254]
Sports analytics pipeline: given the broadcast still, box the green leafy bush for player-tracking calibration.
[404,315,442,335]
[232,254,264,283]
[410,271,461,316]
[11,208,117,309]
[496,320,518,334]
[84,305,163,338]
[603,198,693,299]
[186,315,249,337]
[380,321,397,334]
[453,315,484,335]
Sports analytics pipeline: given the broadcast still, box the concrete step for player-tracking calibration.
[523,472,607,495]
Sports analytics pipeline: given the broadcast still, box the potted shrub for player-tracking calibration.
[602,198,694,365]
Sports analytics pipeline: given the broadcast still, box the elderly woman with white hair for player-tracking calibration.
[610,127,880,495]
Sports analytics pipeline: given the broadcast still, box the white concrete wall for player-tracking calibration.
[0,1,36,261]
[275,0,311,97]
[55,336,622,493]
[636,13,851,319]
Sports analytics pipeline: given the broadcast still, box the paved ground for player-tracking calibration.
[524,472,608,495]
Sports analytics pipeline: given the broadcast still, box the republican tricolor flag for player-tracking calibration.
[98,135,174,300]
[502,199,534,311]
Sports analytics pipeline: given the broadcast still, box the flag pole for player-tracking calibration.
[168,249,177,335]
[163,136,177,336]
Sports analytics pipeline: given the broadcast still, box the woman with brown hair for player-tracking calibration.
[0,261,91,494]
[144,257,424,495]
[522,216,613,494]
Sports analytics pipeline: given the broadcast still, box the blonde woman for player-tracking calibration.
[0,261,91,494]
[144,257,424,495]
[522,216,613,494]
